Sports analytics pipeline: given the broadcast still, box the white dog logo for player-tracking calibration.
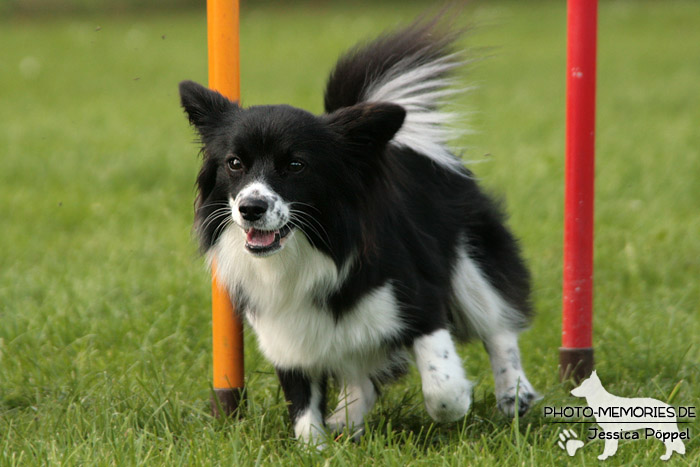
[570,371,686,460]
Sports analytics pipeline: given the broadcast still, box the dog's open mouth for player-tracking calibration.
[245,225,292,255]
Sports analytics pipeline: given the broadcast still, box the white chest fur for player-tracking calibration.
[211,226,404,376]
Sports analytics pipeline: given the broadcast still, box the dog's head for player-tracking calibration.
[179,81,405,259]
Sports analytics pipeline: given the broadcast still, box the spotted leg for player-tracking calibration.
[483,331,539,417]
[413,329,472,422]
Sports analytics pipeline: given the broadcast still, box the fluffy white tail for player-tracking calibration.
[324,13,469,173]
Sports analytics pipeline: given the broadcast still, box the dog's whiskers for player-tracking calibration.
[289,201,322,214]
[287,219,319,251]
[289,211,332,251]
[212,216,233,243]
[196,201,231,212]
[289,209,330,240]
[199,207,233,234]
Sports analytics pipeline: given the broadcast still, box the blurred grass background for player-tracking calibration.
[1,1,699,464]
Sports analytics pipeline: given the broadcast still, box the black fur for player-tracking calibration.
[179,11,534,442]
[180,79,531,327]
[324,13,463,113]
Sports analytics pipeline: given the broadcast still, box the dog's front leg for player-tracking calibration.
[276,368,327,447]
[326,376,377,440]
[413,328,473,422]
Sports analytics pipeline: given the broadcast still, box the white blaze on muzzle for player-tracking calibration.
[230,181,292,255]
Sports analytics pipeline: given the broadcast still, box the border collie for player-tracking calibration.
[179,13,538,445]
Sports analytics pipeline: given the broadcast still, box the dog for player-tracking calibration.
[179,13,538,445]
[571,371,686,460]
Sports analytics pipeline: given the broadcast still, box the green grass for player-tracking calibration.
[1,1,699,465]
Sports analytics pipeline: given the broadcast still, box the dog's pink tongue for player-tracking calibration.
[247,229,276,247]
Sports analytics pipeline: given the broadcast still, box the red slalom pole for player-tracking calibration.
[560,0,597,383]
[207,0,245,417]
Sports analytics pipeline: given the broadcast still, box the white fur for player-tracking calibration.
[326,376,377,440]
[483,331,538,416]
[212,223,405,377]
[413,329,472,422]
[449,244,527,339]
[293,379,326,446]
[213,192,536,429]
[363,54,470,173]
[231,181,290,231]
[448,243,537,415]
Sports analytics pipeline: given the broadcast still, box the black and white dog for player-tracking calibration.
[179,14,538,444]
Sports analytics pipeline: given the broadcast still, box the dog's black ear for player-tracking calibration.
[325,102,405,150]
[179,80,238,140]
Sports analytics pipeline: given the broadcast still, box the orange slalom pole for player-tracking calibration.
[207,0,244,417]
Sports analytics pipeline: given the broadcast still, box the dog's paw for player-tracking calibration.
[497,385,540,417]
[294,416,328,449]
[296,431,327,450]
[325,411,346,432]
[325,412,365,442]
[423,378,472,423]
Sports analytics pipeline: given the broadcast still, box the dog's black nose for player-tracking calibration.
[239,198,268,221]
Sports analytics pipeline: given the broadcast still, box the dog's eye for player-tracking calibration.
[227,157,244,172]
[287,160,305,173]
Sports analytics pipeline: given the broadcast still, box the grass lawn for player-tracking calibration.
[1,1,698,464]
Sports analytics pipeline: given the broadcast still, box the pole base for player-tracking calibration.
[211,387,245,418]
[559,347,594,385]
